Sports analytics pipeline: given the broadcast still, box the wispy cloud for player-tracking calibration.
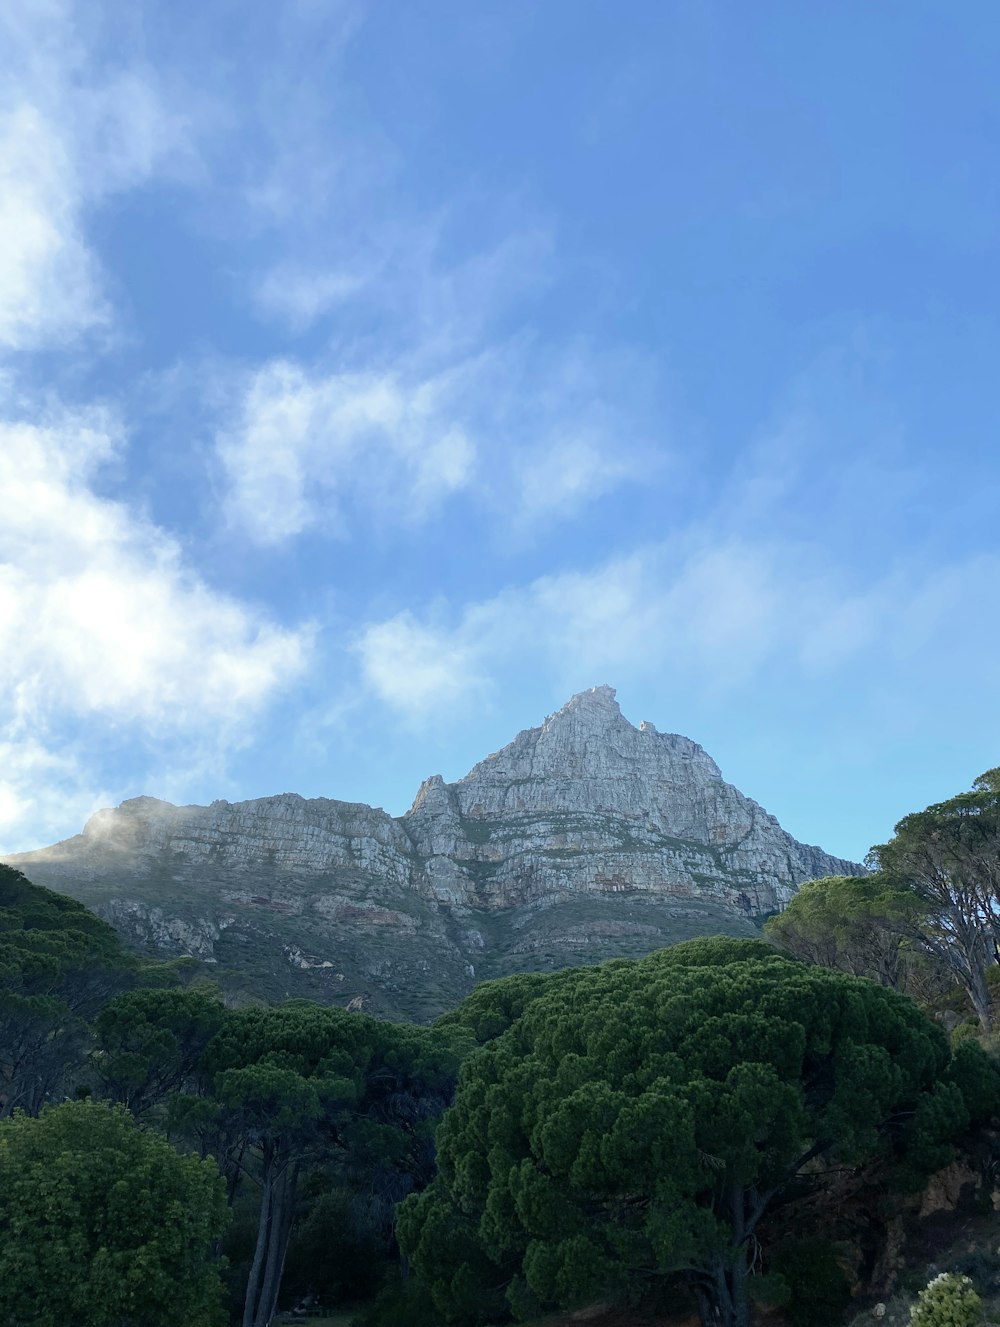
[355,610,488,720]
[217,359,477,545]
[0,102,107,351]
[513,436,648,521]
[353,539,795,721]
[354,502,1000,732]
[216,328,661,546]
[0,405,311,849]
[184,1,657,547]
[0,1,194,355]
[253,264,369,330]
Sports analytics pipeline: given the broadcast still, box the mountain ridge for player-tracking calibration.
[4,686,863,1019]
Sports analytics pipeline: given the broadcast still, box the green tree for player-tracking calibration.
[399,939,984,1327]
[869,768,1000,1031]
[92,985,226,1116]
[764,874,922,990]
[434,967,591,1047]
[0,865,135,1117]
[173,1002,459,1327]
[0,1100,228,1327]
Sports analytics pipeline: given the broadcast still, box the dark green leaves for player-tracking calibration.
[400,938,977,1326]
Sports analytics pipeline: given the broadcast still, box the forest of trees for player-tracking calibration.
[2,766,1000,1327]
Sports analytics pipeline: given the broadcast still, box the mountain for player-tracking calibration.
[4,686,862,1020]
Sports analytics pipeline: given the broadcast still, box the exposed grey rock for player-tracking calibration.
[4,686,862,1018]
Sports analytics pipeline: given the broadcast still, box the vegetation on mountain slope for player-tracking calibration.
[397,938,995,1327]
[2,767,1000,1326]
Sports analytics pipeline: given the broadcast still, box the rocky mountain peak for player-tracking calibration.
[450,686,723,812]
[552,682,621,718]
[5,685,864,1020]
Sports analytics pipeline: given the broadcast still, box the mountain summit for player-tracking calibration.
[5,688,862,1019]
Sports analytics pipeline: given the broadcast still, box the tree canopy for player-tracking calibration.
[169,1000,461,1327]
[399,938,992,1327]
[93,984,227,1116]
[869,767,1000,1030]
[0,865,136,1117]
[0,1100,229,1327]
[764,874,921,991]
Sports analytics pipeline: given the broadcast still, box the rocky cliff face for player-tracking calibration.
[5,686,862,1019]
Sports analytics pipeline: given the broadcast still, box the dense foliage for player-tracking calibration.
[0,1100,229,1327]
[0,868,463,1324]
[764,874,920,990]
[93,985,227,1115]
[399,938,990,1327]
[766,771,1000,1033]
[169,1002,460,1327]
[0,864,136,1117]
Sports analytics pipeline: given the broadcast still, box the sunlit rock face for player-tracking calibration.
[5,687,862,1019]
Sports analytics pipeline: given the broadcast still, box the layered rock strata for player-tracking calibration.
[5,686,862,1019]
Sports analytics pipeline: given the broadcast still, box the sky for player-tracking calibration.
[2,0,1000,863]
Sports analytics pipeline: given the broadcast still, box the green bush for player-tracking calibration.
[950,1022,980,1050]
[910,1272,982,1327]
[0,1101,228,1327]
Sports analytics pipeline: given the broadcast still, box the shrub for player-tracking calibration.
[950,1022,980,1050]
[910,1272,982,1327]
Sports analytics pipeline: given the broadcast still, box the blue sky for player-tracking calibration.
[2,0,999,863]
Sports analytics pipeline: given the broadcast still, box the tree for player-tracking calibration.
[173,1001,459,1327]
[433,967,591,1047]
[399,939,984,1327]
[869,768,1000,1031]
[92,985,226,1116]
[764,874,921,991]
[0,1100,228,1327]
[0,865,135,1117]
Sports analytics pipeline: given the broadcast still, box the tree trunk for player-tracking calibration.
[696,1259,750,1327]
[952,913,992,1032]
[270,1164,299,1310]
[969,959,992,1033]
[243,1155,274,1327]
[254,1162,299,1327]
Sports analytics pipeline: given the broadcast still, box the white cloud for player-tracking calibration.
[216,332,660,546]
[354,533,1000,724]
[0,103,107,351]
[0,735,111,853]
[0,408,312,849]
[0,2,195,353]
[353,541,781,720]
[356,612,487,719]
[218,359,476,545]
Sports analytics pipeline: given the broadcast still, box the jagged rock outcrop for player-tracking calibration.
[4,686,863,1019]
